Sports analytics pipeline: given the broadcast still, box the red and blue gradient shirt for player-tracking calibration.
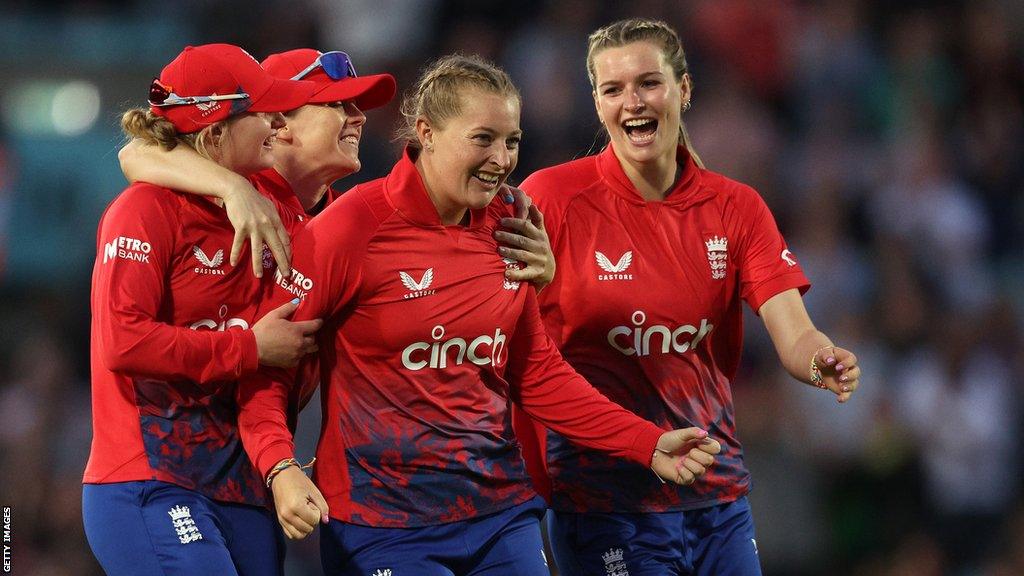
[237,149,666,528]
[515,144,810,513]
[86,184,272,505]
[84,169,324,506]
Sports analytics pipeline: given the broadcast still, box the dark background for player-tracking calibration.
[1,1,1022,574]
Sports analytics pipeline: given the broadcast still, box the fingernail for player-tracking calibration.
[842,386,850,392]
[697,429,708,438]
[291,298,300,304]
[840,375,848,382]
[835,363,844,371]
[826,357,835,364]
[499,247,510,254]
[500,218,512,225]
[503,193,514,204]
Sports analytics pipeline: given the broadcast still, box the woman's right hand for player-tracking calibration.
[270,465,330,539]
[222,181,293,279]
[651,427,721,485]
[252,300,323,368]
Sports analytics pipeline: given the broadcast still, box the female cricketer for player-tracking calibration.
[82,43,320,576]
[504,18,863,576]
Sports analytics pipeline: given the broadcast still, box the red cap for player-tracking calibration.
[261,49,396,110]
[151,44,316,134]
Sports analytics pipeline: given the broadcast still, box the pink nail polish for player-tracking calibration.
[835,363,845,371]
[827,357,835,364]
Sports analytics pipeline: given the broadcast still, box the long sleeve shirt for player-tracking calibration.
[85,183,269,505]
[238,149,667,527]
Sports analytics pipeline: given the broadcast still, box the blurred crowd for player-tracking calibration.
[1,1,1022,575]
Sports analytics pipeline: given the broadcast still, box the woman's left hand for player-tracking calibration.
[495,187,556,290]
[813,346,861,403]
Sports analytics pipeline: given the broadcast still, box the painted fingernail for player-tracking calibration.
[826,357,835,364]
[291,298,300,304]
[697,429,708,438]
[835,363,845,371]
[503,193,514,204]
[842,386,850,392]
[840,375,848,382]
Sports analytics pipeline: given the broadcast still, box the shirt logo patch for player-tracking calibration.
[401,325,507,371]
[781,249,797,267]
[400,268,436,299]
[276,267,314,298]
[189,304,249,331]
[705,236,727,280]
[607,310,713,357]
[595,250,634,281]
[602,548,628,576]
[371,570,392,576]
[103,236,152,264]
[502,257,521,291]
[193,245,225,275]
[168,505,203,544]
[262,246,274,270]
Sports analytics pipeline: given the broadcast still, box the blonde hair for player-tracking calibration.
[586,18,704,168]
[396,54,521,151]
[120,108,216,159]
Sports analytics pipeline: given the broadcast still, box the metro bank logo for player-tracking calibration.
[103,236,152,264]
[275,267,314,298]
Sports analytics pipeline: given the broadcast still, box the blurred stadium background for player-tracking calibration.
[1,1,1022,574]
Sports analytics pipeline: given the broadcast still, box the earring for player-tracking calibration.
[683,100,691,112]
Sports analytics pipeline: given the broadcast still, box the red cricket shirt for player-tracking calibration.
[517,144,810,513]
[238,149,667,527]
[85,184,269,505]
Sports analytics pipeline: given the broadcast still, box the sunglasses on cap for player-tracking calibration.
[290,51,357,81]
[148,78,250,107]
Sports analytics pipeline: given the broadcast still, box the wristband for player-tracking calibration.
[650,447,671,484]
[265,456,316,488]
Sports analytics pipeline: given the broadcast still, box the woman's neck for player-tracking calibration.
[416,156,468,226]
[275,162,333,212]
[617,148,679,201]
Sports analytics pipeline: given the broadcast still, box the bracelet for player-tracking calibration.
[265,456,316,488]
[809,345,834,389]
[650,448,671,484]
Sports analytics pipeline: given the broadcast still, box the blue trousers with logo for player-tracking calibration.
[547,496,762,576]
[320,495,549,576]
[83,481,284,576]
